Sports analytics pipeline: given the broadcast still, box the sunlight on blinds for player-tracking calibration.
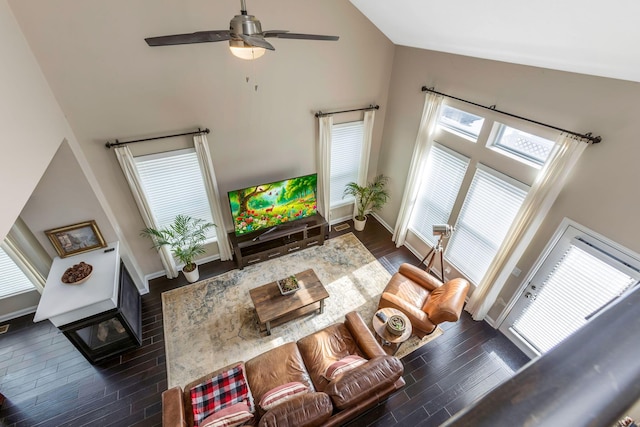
[446,166,528,284]
[330,121,364,206]
[135,149,216,241]
[409,145,469,246]
[0,246,35,298]
[512,242,637,353]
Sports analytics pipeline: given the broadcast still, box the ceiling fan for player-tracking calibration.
[145,0,339,60]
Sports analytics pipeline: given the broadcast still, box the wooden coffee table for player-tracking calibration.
[249,269,329,335]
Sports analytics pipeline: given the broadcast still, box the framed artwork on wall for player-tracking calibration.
[45,220,107,258]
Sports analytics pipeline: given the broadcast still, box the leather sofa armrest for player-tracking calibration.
[423,278,470,324]
[162,386,187,427]
[345,311,386,358]
[325,355,403,410]
[398,263,442,291]
[380,291,429,322]
[258,392,332,427]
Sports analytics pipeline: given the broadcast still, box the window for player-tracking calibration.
[490,123,556,166]
[437,105,485,141]
[409,145,469,246]
[445,165,529,284]
[0,246,35,298]
[406,101,557,286]
[330,121,364,207]
[135,148,216,241]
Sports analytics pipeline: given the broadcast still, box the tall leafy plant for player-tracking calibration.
[140,214,215,273]
[343,174,390,221]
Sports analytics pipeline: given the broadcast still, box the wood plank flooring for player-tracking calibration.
[0,217,529,426]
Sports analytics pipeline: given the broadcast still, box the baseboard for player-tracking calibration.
[0,306,37,323]
[144,270,166,283]
[484,314,498,328]
[330,215,353,225]
[371,213,394,234]
[146,254,222,288]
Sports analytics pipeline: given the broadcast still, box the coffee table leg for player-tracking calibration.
[266,321,271,336]
[319,299,325,314]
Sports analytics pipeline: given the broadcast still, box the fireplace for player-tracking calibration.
[60,261,141,364]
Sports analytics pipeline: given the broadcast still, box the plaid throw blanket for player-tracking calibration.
[190,365,250,427]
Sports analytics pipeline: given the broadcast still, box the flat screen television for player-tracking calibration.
[228,173,318,237]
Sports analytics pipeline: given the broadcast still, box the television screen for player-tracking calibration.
[228,173,318,236]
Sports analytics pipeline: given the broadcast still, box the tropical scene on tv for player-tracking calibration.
[228,174,318,236]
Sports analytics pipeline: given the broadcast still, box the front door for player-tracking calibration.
[498,223,640,358]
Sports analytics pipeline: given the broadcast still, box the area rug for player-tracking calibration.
[162,233,443,389]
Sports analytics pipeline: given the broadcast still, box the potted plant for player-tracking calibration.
[343,174,390,231]
[140,214,215,283]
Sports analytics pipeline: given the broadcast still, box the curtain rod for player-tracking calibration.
[421,86,602,144]
[315,104,379,118]
[105,128,210,149]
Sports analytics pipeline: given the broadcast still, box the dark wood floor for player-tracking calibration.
[0,217,529,426]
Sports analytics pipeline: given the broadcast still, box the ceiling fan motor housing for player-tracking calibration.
[229,14,262,46]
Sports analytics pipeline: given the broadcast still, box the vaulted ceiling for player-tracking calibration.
[350,0,640,83]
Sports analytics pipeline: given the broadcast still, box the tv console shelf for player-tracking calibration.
[228,215,328,269]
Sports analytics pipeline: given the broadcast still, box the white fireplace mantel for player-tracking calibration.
[33,242,120,327]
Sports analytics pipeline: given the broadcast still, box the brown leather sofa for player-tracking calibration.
[162,311,405,427]
[378,263,470,337]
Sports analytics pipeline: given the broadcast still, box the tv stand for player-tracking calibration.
[228,215,328,270]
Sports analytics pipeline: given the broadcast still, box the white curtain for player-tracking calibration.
[193,133,233,261]
[317,115,333,225]
[115,146,179,278]
[465,134,590,320]
[392,92,444,246]
[354,109,375,218]
[357,110,375,186]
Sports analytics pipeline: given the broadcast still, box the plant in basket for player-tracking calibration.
[386,315,407,336]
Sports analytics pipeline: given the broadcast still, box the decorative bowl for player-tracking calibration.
[277,275,300,295]
[386,314,407,336]
[61,262,93,285]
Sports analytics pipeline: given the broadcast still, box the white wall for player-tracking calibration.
[20,141,117,259]
[0,2,147,309]
[0,0,70,241]
[8,0,396,277]
[378,47,640,319]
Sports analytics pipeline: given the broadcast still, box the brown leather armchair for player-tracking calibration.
[378,263,470,338]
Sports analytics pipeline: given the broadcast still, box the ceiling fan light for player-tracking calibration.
[229,46,266,60]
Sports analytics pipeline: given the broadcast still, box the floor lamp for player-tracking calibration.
[419,224,454,282]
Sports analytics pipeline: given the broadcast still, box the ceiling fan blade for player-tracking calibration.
[238,34,275,50]
[267,32,339,41]
[145,30,230,46]
[263,30,290,37]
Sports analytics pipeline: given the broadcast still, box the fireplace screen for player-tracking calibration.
[60,262,141,364]
[75,318,129,350]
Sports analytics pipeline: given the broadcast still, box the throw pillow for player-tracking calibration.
[190,364,251,427]
[259,381,309,411]
[200,402,253,427]
[324,355,367,380]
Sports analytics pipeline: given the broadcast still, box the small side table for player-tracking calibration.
[372,308,412,356]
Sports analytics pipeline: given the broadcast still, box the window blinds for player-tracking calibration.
[330,121,364,206]
[135,149,216,241]
[446,165,528,284]
[0,246,35,298]
[409,145,469,246]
